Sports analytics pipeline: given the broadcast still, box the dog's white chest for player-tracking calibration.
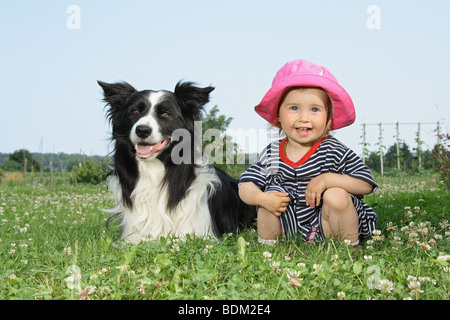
[111,159,216,243]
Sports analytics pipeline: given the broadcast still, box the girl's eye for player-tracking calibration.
[290,106,298,111]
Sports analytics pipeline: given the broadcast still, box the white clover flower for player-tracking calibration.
[393,236,403,245]
[400,226,409,233]
[262,251,272,261]
[439,220,449,229]
[386,222,396,232]
[65,265,82,290]
[270,261,281,273]
[287,270,302,288]
[417,223,428,235]
[313,264,322,274]
[79,285,96,300]
[404,211,414,219]
[421,242,431,251]
[378,279,394,293]
[373,230,382,236]
[171,244,180,253]
[408,281,423,295]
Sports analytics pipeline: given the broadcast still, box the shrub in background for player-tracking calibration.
[71,159,111,184]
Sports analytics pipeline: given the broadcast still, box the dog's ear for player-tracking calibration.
[98,80,137,109]
[174,81,215,120]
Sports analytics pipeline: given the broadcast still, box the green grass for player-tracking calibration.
[0,174,448,300]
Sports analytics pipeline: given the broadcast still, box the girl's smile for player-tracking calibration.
[295,126,313,136]
[277,87,330,148]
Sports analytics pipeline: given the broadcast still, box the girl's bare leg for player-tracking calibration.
[321,187,359,244]
[257,207,282,240]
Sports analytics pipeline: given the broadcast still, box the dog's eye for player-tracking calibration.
[161,112,171,118]
[132,109,140,115]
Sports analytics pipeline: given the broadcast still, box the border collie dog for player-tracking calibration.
[98,80,256,243]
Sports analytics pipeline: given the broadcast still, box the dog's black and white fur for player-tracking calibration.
[98,80,256,243]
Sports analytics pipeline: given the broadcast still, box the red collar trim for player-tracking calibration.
[279,137,324,168]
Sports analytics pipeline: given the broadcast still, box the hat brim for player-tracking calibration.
[255,74,355,130]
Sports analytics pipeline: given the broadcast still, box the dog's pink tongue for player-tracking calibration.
[136,144,154,159]
[135,139,169,159]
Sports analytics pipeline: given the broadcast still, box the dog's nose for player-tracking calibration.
[135,125,152,138]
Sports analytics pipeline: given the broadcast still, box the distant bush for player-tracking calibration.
[71,159,111,184]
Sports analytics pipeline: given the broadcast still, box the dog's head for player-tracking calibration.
[98,80,214,160]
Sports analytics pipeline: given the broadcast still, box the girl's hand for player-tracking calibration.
[305,174,328,208]
[238,182,290,217]
[260,192,291,217]
[305,173,373,208]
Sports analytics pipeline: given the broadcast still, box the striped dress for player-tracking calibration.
[239,136,378,242]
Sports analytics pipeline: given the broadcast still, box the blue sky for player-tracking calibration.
[0,0,448,156]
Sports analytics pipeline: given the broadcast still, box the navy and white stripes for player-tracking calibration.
[239,136,378,242]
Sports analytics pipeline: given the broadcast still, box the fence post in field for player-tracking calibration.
[416,123,422,169]
[50,158,53,184]
[60,160,66,184]
[40,161,43,184]
[378,123,384,177]
[361,123,367,163]
[24,156,27,184]
[359,121,443,175]
[436,121,442,154]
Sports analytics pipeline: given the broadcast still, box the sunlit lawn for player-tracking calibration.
[0,173,448,300]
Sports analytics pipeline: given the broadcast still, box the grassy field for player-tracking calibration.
[0,173,448,300]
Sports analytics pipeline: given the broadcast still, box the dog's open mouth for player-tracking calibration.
[135,138,170,159]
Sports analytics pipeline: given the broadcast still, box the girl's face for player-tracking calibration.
[277,88,330,147]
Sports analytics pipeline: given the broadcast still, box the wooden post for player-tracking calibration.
[396,122,400,170]
[362,123,366,163]
[49,158,53,184]
[417,122,421,169]
[40,161,43,184]
[378,123,384,177]
[23,157,27,184]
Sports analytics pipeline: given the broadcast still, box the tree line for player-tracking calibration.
[1,106,448,186]
[0,106,249,184]
[364,141,447,174]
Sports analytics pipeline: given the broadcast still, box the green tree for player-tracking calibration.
[201,105,248,178]
[399,142,413,171]
[0,149,39,172]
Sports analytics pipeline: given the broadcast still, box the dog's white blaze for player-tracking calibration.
[107,158,220,244]
[130,91,167,144]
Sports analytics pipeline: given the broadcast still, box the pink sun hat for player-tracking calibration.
[254,59,355,130]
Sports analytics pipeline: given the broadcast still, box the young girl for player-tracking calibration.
[239,59,377,245]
